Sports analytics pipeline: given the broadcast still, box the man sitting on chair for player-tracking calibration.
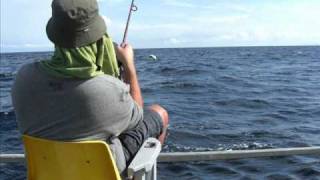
[11,0,169,174]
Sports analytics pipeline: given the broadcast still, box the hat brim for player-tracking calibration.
[46,15,106,48]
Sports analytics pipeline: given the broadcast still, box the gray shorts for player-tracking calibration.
[118,109,163,165]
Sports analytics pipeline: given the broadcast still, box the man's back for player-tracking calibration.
[11,62,142,141]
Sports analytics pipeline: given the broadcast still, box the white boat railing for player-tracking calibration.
[1,146,320,163]
[158,146,320,162]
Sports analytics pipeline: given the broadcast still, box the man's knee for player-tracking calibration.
[148,104,169,127]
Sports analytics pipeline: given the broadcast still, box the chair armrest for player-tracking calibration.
[127,138,161,178]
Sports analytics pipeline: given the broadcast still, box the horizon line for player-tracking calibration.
[1,44,319,54]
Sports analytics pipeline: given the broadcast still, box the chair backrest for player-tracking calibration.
[22,135,121,180]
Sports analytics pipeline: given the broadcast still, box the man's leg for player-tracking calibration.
[118,104,169,165]
[148,104,169,144]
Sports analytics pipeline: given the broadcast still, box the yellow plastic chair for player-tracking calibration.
[23,135,161,180]
[22,135,121,180]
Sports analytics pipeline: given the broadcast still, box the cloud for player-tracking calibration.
[2,0,320,51]
[1,43,53,49]
[0,44,20,48]
[168,38,180,44]
[163,0,195,8]
[101,15,112,26]
[98,0,127,4]
[98,0,123,2]
[191,15,249,24]
[162,0,252,15]
[24,43,53,48]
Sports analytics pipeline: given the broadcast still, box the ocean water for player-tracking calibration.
[1,46,320,180]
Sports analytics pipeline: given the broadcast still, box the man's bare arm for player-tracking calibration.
[115,44,143,107]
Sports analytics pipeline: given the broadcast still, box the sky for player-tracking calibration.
[1,0,320,52]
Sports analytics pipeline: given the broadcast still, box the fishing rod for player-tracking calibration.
[122,0,138,45]
[118,0,138,79]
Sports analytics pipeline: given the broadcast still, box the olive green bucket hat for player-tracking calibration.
[46,0,106,48]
